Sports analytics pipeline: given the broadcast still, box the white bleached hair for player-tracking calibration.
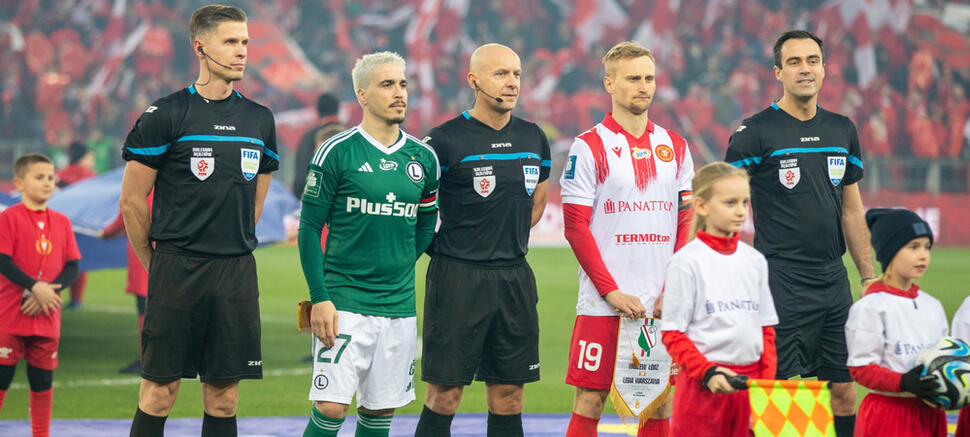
[352,51,406,91]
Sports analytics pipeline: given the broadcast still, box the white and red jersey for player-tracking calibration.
[661,235,778,365]
[560,113,693,316]
[952,297,970,342]
[846,283,948,374]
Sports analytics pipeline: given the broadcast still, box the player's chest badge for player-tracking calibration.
[474,175,496,198]
[240,148,261,181]
[191,146,214,181]
[191,157,213,181]
[523,165,539,196]
[827,156,846,186]
[472,165,495,198]
[778,157,800,189]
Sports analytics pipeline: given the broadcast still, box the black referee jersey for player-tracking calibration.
[122,85,279,257]
[725,103,863,264]
[424,111,551,264]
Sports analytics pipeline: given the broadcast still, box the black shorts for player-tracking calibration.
[769,258,852,383]
[141,248,262,383]
[421,255,540,386]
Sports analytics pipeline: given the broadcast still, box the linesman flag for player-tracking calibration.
[747,379,835,436]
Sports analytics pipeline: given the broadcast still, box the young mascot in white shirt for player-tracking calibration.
[845,208,947,436]
[660,162,779,436]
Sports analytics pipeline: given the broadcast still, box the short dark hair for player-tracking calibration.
[189,5,247,43]
[316,94,339,117]
[68,141,90,164]
[14,153,53,179]
[773,30,824,68]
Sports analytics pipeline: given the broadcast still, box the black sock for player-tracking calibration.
[0,365,15,390]
[833,415,855,437]
[486,412,522,437]
[202,412,237,437]
[130,407,167,437]
[414,405,454,437]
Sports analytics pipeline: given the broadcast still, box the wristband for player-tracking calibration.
[701,366,719,388]
[860,277,876,285]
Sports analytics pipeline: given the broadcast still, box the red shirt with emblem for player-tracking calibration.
[0,203,81,338]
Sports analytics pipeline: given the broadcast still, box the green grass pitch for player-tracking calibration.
[0,245,967,419]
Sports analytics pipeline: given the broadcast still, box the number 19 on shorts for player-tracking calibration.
[576,340,602,371]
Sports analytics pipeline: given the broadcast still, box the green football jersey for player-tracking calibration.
[301,126,439,317]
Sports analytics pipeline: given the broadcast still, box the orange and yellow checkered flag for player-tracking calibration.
[747,379,835,437]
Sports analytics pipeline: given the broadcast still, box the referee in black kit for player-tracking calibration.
[414,43,551,437]
[119,5,278,437]
[725,30,873,437]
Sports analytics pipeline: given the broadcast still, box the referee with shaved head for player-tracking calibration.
[414,43,551,437]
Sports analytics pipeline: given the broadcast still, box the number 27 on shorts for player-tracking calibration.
[316,334,352,364]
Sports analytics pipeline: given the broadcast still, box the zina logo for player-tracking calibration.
[346,192,418,217]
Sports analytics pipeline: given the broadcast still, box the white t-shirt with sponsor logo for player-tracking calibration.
[661,239,778,365]
[845,288,948,373]
[952,297,970,343]
[560,114,693,316]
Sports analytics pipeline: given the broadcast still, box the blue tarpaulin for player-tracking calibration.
[2,168,300,271]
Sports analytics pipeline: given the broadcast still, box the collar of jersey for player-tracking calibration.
[770,101,822,124]
[602,112,654,145]
[863,281,919,299]
[355,126,406,155]
[461,110,513,132]
[696,230,739,254]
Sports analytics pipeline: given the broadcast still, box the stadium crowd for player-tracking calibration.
[1,0,969,189]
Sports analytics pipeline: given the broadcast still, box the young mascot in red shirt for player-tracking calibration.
[0,154,81,437]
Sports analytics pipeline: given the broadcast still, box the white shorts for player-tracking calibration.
[308,311,417,410]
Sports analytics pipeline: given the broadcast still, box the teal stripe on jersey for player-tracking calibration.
[459,152,541,163]
[848,155,863,168]
[177,134,266,146]
[126,144,170,156]
[768,146,848,157]
[175,134,279,161]
[730,157,762,167]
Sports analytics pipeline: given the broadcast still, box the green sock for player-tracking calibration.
[303,406,345,437]
[355,411,392,437]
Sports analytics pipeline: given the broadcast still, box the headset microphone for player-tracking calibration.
[474,81,504,103]
[199,47,233,70]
